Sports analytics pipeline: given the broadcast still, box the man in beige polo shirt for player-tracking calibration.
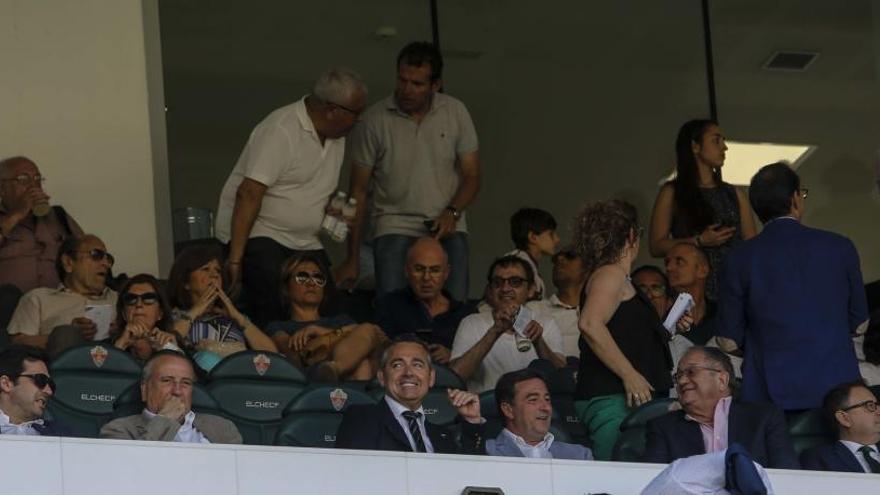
[215,68,367,327]
[7,234,117,358]
[337,41,481,302]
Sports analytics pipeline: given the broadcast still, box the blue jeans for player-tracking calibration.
[373,233,469,301]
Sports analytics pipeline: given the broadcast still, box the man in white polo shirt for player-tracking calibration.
[215,68,367,327]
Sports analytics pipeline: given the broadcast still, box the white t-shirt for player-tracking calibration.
[532,294,579,358]
[215,97,346,250]
[450,311,564,393]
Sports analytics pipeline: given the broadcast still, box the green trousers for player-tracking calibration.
[574,394,630,461]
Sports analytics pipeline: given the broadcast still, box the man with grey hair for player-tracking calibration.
[215,67,367,327]
[100,351,241,443]
[642,346,798,469]
[336,334,485,453]
[0,156,83,293]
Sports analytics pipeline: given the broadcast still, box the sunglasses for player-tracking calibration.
[552,250,579,263]
[489,276,528,289]
[122,292,159,306]
[293,271,327,287]
[17,373,56,393]
[73,248,115,266]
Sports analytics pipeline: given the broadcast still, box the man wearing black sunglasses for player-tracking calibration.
[7,234,117,357]
[0,345,67,436]
[450,255,566,393]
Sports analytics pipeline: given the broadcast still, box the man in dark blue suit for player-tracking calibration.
[335,335,485,454]
[643,347,798,468]
[801,380,880,473]
[717,162,869,411]
[0,345,67,436]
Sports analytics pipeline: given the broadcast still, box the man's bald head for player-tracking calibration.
[665,242,709,293]
[405,237,450,302]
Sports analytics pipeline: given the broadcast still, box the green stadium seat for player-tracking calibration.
[206,351,308,445]
[275,384,376,447]
[611,397,675,462]
[432,364,466,390]
[47,343,142,438]
[788,408,835,455]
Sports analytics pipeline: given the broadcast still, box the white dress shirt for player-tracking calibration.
[142,409,210,444]
[384,395,435,453]
[839,440,880,473]
[502,428,554,459]
[0,408,43,436]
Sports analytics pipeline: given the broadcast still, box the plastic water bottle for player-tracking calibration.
[331,197,357,242]
[321,191,347,237]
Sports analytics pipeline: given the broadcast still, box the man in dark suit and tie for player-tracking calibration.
[717,162,869,412]
[642,347,799,469]
[801,380,880,473]
[335,334,484,454]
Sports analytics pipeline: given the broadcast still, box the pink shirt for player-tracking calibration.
[685,395,732,454]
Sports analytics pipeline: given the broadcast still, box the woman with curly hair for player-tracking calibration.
[574,199,689,460]
[649,119,756,298]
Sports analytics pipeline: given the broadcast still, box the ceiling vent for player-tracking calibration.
[762,51,819,71]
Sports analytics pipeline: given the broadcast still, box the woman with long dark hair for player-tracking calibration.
[649,119,756,298]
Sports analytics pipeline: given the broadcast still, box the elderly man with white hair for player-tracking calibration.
[215,67,367,327]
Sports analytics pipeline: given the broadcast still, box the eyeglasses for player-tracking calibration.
[552,250,579,263]
[489,276,528,289]
[331,101,362,117]
[122,292,159,306]
[74,248,115,266]
[841,400,878,413]
[1,174,46,186]
[799,188,809,199]
[293,271,327,287]
[636,283,667,297]
[410,265,445,277]
[16,373,56,393]
[673,365,722,381]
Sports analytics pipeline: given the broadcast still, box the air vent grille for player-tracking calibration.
[763,51,819,71]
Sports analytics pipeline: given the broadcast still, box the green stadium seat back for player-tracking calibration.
[612,398,676,462]
[788,408,835,455]
[552,395,586,439]
[480,390,498,418]
[51,344,142,374]
[208,351,306,383]
[432,364,465,390]
[422,387,459,426]
[283,385,375,414]
[275,413,344,447]
[546,367,577,395]
[46,371,139,437]
[208,379,305,422]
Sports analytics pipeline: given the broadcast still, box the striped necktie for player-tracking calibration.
[402,410,426,453]
[858,445,880,474]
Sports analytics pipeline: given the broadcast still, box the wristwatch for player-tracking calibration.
[445,205,461,220]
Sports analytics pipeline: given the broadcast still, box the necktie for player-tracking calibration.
[858,445,880,474]
[402,410,427,453]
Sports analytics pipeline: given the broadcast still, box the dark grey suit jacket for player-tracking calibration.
[100,412,242,444]
[801,441,877,473]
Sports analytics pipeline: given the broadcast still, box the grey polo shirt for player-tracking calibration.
[349,92,478,237]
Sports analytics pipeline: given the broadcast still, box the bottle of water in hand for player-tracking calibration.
[321,191,347,238]
[331,197,357,242]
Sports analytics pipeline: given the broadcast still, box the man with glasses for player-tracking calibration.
[0,345,67,436]
[643,346,798,469]
[7,234,117,357]
[631,265,673,319]
[337,41,481,303]
[450,256,565,393]
[375,237,475,365]
[801,380,880,473]
[717,162,869,411]
[101,351,241,443]
[215,68,367,328]
[532,248,588,359]
[0,156,83,293]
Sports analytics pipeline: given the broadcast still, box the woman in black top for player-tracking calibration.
[573,199,689,460]
[649,119,757,298]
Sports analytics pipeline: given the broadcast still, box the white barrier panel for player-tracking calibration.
[2,436,878,494]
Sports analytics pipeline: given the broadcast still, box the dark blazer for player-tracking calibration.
[801,441,876,473]
[335,398,484,455]
[718,218,867,410]
[642,400,799,469]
